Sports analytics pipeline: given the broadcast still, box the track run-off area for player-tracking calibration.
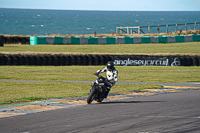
[0,80,199,118]
[0,80,200,132]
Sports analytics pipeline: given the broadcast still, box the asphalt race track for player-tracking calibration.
[0,86,200,133]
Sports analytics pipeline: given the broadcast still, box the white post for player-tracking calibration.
[148,26,150,34]
[166,25,168,33]
[127,27,129,34]
[138,26,140,34]
[185,23,187,32]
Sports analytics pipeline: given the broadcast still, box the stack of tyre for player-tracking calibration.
[0,54,113,66]
[0,54,199,66]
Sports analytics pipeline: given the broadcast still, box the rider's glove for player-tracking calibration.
[94,70,101,76]
[94,72,99,76]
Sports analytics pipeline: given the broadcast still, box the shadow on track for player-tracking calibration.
[100,100,166,104]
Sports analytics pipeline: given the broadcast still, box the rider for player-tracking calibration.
[95,61,118,98]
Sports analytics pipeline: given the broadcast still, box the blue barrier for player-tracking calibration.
[175,35,185,43]
[30,34,200,45]
[159,36,168,43]
[88,37,98,44]
[141,36,150,43]
[193,34,200,42]
[125,37,133,44]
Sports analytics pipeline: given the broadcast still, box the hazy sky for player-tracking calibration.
[0,0,200,11]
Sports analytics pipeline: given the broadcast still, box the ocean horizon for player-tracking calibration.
[0,8,200,35]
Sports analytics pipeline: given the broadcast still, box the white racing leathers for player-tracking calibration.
[97,67,118,88]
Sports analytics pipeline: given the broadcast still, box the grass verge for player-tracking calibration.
[0,81,161,106]
[0,66,199,83]
[0,65,199,106]
[1,42,200,55]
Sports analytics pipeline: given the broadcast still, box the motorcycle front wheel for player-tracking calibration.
[97,98,104,103]
[87,88,96,104]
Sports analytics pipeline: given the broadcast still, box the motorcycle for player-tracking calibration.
[87,73,108,104]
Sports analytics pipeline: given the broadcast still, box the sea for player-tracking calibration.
[0,8,200,35]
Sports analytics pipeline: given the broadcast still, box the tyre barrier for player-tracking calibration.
[0,35,4,47]
[3,37,30,44]
[0,54,199,66]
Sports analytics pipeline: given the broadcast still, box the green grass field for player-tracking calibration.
[0,66,199,106]
[0,66,199,83]
[0,81,161,105]
[1,42,200,55]
[0,42,199,106]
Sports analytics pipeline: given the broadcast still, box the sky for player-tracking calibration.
[0,0,200,11]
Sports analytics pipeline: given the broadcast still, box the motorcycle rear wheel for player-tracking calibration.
[87,88,96,104]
